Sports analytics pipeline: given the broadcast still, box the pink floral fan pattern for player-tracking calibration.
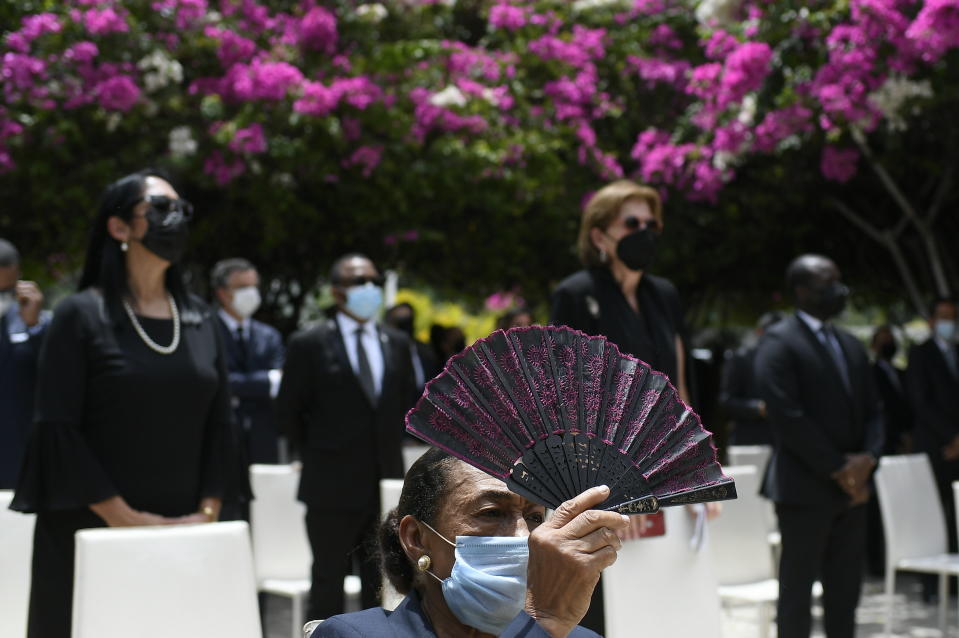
[405,326,736,514]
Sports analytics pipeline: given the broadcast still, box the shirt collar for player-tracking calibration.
[218,308,250,333]
[796,310,825,334]
[934,336,955,354]
[336,310,375,337]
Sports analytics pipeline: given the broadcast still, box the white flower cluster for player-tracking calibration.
[869,76,933,132]
[430,85,467,108]
[168,126,197,157]
[695,0,741,28]
[355,3,388,21]
[572,0,627,13]
[137,49,184,93]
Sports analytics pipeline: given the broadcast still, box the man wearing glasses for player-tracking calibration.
[277,253,416,620]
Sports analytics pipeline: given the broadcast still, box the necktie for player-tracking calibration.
[820,326,851,391]
[355,327,377,404]
[235,325,248,369]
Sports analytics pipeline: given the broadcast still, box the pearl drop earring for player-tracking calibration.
[121,241,129,252]
[417,555,432,572]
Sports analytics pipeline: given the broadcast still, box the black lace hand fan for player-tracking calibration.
[405,325,736,514]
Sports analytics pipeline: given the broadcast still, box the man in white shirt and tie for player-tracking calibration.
[277,253,416,620]
[755,254,884,638]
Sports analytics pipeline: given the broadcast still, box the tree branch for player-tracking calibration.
[926,164,954,225]
[828,197,884,243]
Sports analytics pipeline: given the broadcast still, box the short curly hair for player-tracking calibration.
[378,448,458,594]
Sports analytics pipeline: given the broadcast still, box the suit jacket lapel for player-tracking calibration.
[795,316,852,400]
[377,324,394,401]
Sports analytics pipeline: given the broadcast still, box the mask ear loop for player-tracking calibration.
[418,521,457,584]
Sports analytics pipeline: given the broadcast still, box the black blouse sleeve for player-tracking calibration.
[11,294,118,512]
[199,307,250,503]
[549,273,596,334]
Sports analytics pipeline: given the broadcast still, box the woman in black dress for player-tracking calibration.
[11,170,238,638]
[550,179,692,634]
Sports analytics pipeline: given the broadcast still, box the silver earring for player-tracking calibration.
[417,555,431,572]
[121,241,128,252]
[599,249,607,263]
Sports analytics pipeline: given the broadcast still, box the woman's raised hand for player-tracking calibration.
[525,485,629,638]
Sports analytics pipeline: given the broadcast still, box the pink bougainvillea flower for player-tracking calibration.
[95,75,141,111]
[298,6,338,54]
[203,150,245,185]
[229,122,267,154]
[293,80,339,116]
[820,146,860,182]
[342,145,384,177]
[489,3,527,31]
[76,7,130,36]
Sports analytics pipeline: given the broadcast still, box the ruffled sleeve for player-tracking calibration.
[10,293,118,512]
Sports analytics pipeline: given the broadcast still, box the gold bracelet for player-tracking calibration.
[201,505,215,521]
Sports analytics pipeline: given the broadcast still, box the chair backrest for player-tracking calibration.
[380,478,406,611]
[603,506,722,638]
[875,454,948,565]
[249,464,311,582]
[954,481,959,550]
[0,490,35,638]
[73,521,262,638]
[708,465,776,585]
[402,445,431,473]
[727,445,772,473]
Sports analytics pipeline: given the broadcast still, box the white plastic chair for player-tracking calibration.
[709,466,778,637]
[380,478,406,611]
[603,505,723,638]
[875,453,959,636]
[72,521,261,638]
[402,445,430,473]
[728,444,781,565]
[0,490,35,638]
[250,464,313,638]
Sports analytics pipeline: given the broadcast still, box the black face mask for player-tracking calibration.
[615,228,658,271]
[138,196,192,264]
[807,281,849,319]
[391,316,414,337]
[878,341,897,361]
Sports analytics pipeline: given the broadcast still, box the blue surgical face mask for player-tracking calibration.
[344,283,382,321]
[421,522,529,636]
[936,319,957,343]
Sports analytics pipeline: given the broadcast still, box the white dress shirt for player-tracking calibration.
[217,308,282,398]
[336,311,385,398]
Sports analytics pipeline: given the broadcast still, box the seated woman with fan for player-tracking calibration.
[311,448,628,638]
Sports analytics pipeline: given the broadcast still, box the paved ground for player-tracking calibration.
[264,574,959,637]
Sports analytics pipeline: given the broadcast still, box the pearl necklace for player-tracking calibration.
[122,294,180,355]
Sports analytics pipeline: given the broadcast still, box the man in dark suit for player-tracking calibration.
[906,298,959,552]
[277,253,416,620]
[212,258,285,465]
[866,324,913,575]
[719,311,782,445]
[870,325,912,455]
[384,302,439,394]
[0,238,50,488]
[755,254,884,638]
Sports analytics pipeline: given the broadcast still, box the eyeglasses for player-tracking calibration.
[137,195,194,221]
[623,216,662,233]
[339,275,385,287]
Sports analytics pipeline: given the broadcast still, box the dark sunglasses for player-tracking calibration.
[340,275,385,287]
[140,195,194,221]
[623,216,662,233]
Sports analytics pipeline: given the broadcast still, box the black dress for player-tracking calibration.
[551,267,686,381]
[550,266,687,636]
[10,289,236,638]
